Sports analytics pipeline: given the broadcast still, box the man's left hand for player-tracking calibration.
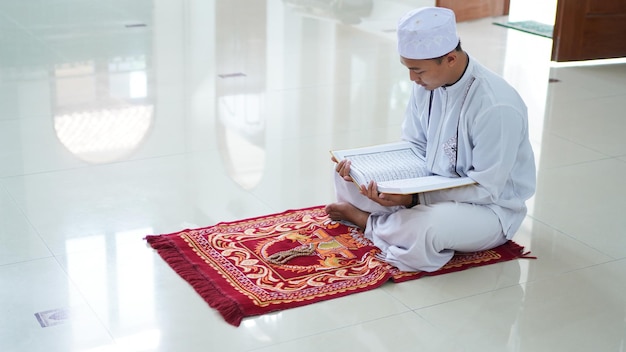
[360,181,412,207]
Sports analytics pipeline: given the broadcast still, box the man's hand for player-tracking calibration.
[360,181,413,207]
[333,158,353,182]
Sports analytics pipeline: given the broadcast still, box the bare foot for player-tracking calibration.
[324,202,370,229]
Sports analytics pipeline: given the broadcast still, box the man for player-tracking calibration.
[325,7,536,272]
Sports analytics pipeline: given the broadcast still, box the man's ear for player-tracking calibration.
[445,52,458,66]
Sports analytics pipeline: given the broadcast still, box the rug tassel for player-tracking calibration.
[520,251,537,259]
[145,235,245,327]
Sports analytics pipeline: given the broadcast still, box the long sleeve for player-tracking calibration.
[400,85,429,158]
[422,104,532,209]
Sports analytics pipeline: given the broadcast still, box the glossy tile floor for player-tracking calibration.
[2,1,626,351]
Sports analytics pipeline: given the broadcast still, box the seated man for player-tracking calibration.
[325,7,536,272]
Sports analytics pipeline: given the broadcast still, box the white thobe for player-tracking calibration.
[334,56,536,272]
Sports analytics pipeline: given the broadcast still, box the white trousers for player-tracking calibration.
[334,173,507,272]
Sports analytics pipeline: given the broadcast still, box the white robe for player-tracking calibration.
[334,56,536,272]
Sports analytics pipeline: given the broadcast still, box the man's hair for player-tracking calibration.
[432,41,462,63]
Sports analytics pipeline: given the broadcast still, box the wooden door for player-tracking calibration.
[436,0,510,22]
[552,0,626,62]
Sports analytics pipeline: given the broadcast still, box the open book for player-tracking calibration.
[331,141,475,194]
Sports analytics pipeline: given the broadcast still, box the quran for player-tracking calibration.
[331,141,475,194]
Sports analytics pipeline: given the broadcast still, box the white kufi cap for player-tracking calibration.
[397,7,459,59]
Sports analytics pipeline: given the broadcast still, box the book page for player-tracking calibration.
[331,141,474,194]
[342,146,429,184]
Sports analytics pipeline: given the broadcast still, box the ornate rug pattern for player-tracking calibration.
[146,206,533,326]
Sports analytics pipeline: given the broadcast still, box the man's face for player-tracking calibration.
[400,56,451,90]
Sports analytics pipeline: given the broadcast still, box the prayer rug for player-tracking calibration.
[145,206,533,326]
[493,20,553,39]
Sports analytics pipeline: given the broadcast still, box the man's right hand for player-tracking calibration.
[334,159,353,181]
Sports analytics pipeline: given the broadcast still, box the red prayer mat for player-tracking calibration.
[145,206,533,326]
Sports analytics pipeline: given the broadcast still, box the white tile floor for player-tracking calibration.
[1,1,626,351]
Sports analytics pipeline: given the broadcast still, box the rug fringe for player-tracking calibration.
[145,235,245,327]
[503,241,537,260]
[520,251,537,259]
